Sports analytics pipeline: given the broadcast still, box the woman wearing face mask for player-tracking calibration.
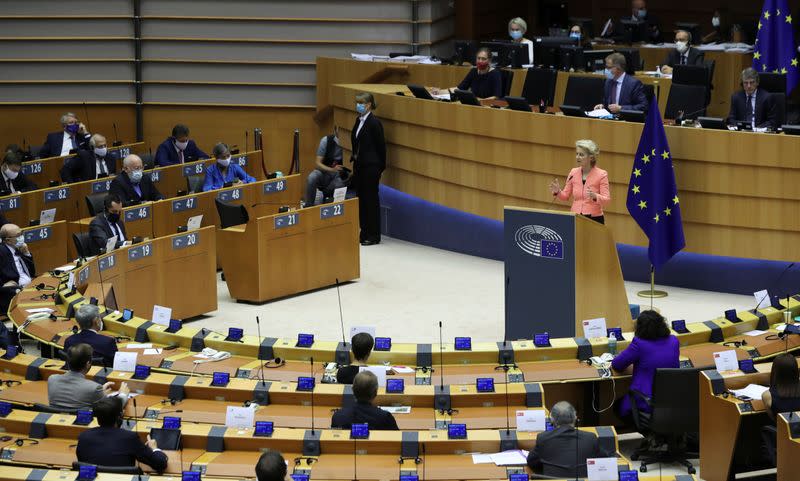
[202,142,256,192]
[350,92,386,246]
[508,17,534,65]
[548,140,610,224]
[701,9,728,44]
[569,24,591,49]
[455,47,503,100]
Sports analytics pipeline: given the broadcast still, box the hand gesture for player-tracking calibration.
[608,104,621,114]
[549,178,561,195]
[78,123,88,135]
[593,104,604,111]
[18,243,30,256]
[102,381,114,394]
[119,381,130,395]
[146,435,158,450]
[587,188,597,201]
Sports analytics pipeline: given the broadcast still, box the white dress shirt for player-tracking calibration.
[1,170,16,194]
[107,218,125,242]
[60,132,74,156]
[7,244,31,287]
[95,156,108,178]
[614,73,626,105]
[355,111,371,138]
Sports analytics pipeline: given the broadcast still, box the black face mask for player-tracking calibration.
[106,212,120,224]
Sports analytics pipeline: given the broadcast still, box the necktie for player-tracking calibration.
[110,222,119,238]
[681,55,686,65]
[746,95,754,124]
[14,251,29,276]
[97,157,106,177]
[179,149,184,164]
[6,178,11,192]
[70,135,77,150]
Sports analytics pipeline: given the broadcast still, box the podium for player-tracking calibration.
[504,207,631,340]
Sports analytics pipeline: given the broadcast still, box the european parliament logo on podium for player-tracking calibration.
[514,224,564,260]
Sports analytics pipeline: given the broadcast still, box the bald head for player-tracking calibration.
[0,224,22,247]
[90,134,107,149]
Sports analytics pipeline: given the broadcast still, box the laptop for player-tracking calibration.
[453,89,481,106]
[407,84,435,100]
[505,96,532,112]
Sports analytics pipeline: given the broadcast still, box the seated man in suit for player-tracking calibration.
[336,332,374,384]
[202,142,256,192]
[64,304,117,366]
[0,223,34,314]
[304,128,349,206]
[61,134,118,183]
[89,193,127,253]
[331,370,399,430]
[39,112,92,158]
[727,68,778,130]
[255,450,288,481]
[660,30,705,75]
[77,396,168,472]
[154,124,208,167]
[109,154,163,206]
[526,401,612,477]
[47,343,129,411]
[618,0,660,43]
[0,152,37,195]
[593,52,648,114]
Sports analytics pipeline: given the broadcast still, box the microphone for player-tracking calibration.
[112,123,122,147]
[754,262,795,313]
[130,397,142,477]
[676,100,726,125]
[149,199,156,241]
[255,316,266,387]
[244,131,249,154]
[250,201,290,209]
[353,435,358,481]
[336,278,348,363]
[75,200,88,265]
[82,101,91,135]
[438,321,444,391]
[503,367,511,437]
[310,357,316,435]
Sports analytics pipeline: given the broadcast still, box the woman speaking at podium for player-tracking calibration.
[549,139,610,224]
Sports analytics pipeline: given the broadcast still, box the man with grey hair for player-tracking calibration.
[526,401,611,478]
[64,303,118,365]
[109,154,163,206]
[593,52,648,114]
[40,112,91,158]
[727,67,778,129]
[61,133,119,183]
[660,29,704,74]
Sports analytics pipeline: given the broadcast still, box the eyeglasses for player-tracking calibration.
[0,380,22,387]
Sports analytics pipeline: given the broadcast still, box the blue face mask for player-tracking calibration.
[129,170,143,184]
[604,68,615,80]
[509,30,523,40]
[637,9,647,19]
[570,32,581,40]
[355,103,367,115]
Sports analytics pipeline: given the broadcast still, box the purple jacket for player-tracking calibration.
[611,335,680,416]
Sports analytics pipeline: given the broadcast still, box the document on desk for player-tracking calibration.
[730,384,769,400]
[378,406,410,414]
[489,449,530,466]
[585,109,612,119]
[471,453,494,464]
[125,343,153,349]
[713,350,739,372]
[431,93,452,100]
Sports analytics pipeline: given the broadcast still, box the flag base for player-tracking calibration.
[637,265,668,300]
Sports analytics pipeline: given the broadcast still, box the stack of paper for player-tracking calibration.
[729,384,769,400]
[471,450,530,466]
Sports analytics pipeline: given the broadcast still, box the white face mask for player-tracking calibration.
[4,168,18,180]
[217,156,231,167]
[13,235,24,248]
[175,140,189,150]
[675,41,689,54]
[97,320,104,332]
[712,17,720,28]
[94,147,108,157]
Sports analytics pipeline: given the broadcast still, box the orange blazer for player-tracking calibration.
[555,166,611,217]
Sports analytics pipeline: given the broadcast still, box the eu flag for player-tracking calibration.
[626,96,685,270]
[540,239,563,259]
[753,0,799,94]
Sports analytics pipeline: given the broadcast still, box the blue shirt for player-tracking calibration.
[201,162,256,192]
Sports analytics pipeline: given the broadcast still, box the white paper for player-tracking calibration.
[359,366,386,387]
[143,348,163,355]
[743,330,767,337]
[349,325,376,339]
[713,350,739,372]
[515,409,546,432]
[586,108,612,118]
[105,235,118,253]
[378,406,411,414]
[582,317,608,339]
[55,264,76,272]
[125,343,153,349]
[489,450,528,466]
[151,305,172,326]
[587,457,619,480]
[225,406,255,428]
[187,215,203,231]
[471,454,494,464]
[112,351,138,372]
[333,187,347,203]
[391,366,415,373]
[26,308,54,314]
[754,289,771,309]
[39,208,56,225]
[431,93,452,100]
[730,383,769,400]
[66,272,75,291]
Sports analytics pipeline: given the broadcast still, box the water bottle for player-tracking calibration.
[608,332,617,355]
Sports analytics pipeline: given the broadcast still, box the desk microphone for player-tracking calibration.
[149,199,157,241]
[75,200,88,266]
[250,201,291,209]
[353,435,358,481]
[112,123,121,147]
[676,100,726,125]
[82,101,91,134]
[256,316,267,388]
[244,130,249,154]
[421,443,426,481]
[310,357,316,435]
[336,278,348,363]
[130,397,143,478]
[503,367,511,437]
[438,321,445,391]
[754,262,794,314]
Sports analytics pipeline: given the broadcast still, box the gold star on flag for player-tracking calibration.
[633,168,641,178]
[672,195,680,205]
[642,154,650,164]
[651,148,656,156]
[764,11,771,20]
[654,214,660,223]
[664,207,672,216]
[763,64,768,71]
[788,15,793,23]
[661,150,670,160]
[777,9,782,17]
[754,51,761,60]
[774,69,780,73]
[638,200,647,210]
[793,58,799,67]
[632,185,640,194]
[759,21,763,29]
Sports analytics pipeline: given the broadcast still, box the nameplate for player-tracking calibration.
[172,232,199,250]
[77,266,90,285]
[320,204,344,219]
[99,254,116,272]
[124,205,150,222]
[171,196,198,213]
[91,179,113,194]
[231,155,247,167]
[21,161,43,176]
[116,146,131,158]
[43,186,70,203]
[263,179,286,194]
[128,243,153,261]
[24,227,51,243]
[217,188,242,202]
[0,195,21,211]
[149,170,161,183]
[183,163,205,177]
[274,212,298,229]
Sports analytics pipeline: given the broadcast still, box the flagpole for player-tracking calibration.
[637,265,668,307]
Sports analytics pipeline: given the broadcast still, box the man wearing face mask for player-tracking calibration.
[619,0,660,43]
[89,193,127,254]
[0,152,37,195]
[64,304,118,366]
[304,127,349,206]
[0,223,34,313]
[154,124,208,167]
[109,154,163,206]
[660,30,704,75]
[593,53,648,114]
[39,112,91,158]
[61,134,119,183]
[202,142,255,192]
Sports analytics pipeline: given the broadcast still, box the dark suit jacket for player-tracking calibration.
[109,171,163,207]
[526,426,611,478]
[350,114,386,170]
[40,131,91,159]
[603,74,648,112]
[89,213,127,254]
[727,88,778,129]
[61,150,119,183]
[64,330,118,366]
[77,426,168,472]
[331,401,399,430]
[154,138,208,167]
[336,365,359,384]
[662,47,705,68]
[0,171,37,195]
[0,244,34,286]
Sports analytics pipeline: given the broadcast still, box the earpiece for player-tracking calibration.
[15,438,39,447]
[264,357,285,368]
[160,398,177,406]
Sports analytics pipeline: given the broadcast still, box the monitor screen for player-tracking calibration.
[671,320,687,332]
[297,376,315,391]
[447,423,467,439]
[0,401,11,417]
[533,333,550,347]
[297,333,314,347]
[545,420,554,431]
[509,474,529,481]
[133,364,150,380]
[454,337,472,350]
[75,410,93,425]
[724,309,738,322]
[386,378,405,394]
[211,372,230,387]
[400,476,419,481]
[619,470,639,481]
[104,285,118,313]
[351,423,370,439]
[168,319,182,332]
[290,475,309,481]
[607,327,623,340]
[476,378,495,393]
[78,465,97,480]
[374,337,392,351]
[163,416,182,430]
[739,359,756,373]
[228,327,244,341]
[182,471,201,481]
[254,421,274,437]
[122,308,133,321]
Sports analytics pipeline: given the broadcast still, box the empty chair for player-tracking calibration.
[665,84,708,120]
[563,75,605,111]
[759,72,787,94]
[672,64,710,88]
[140,152,155,170]
[72,232,94,258]
[186,174,204,194]
[770,92,787,126]
[499,69,514,98]
[215,198,249,229]
[521,67,558,107]
[85,192,106,217]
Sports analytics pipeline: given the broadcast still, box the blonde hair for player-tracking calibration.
[575,139,599,166]
[508,17,527,33]
[355,92,377,110]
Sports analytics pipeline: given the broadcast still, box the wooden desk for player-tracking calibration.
[21,221,68,274]
[20,142,143,188]
[777,411,800,481]
[218,198,360,303]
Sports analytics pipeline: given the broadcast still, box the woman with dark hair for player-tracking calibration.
[611,310,680,418]
[455,47,503,100]
[762,353,800,420]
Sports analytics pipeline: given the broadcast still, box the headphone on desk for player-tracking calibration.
[264,358,285,369]
[14,438,39,447]
[722,340,748,348]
